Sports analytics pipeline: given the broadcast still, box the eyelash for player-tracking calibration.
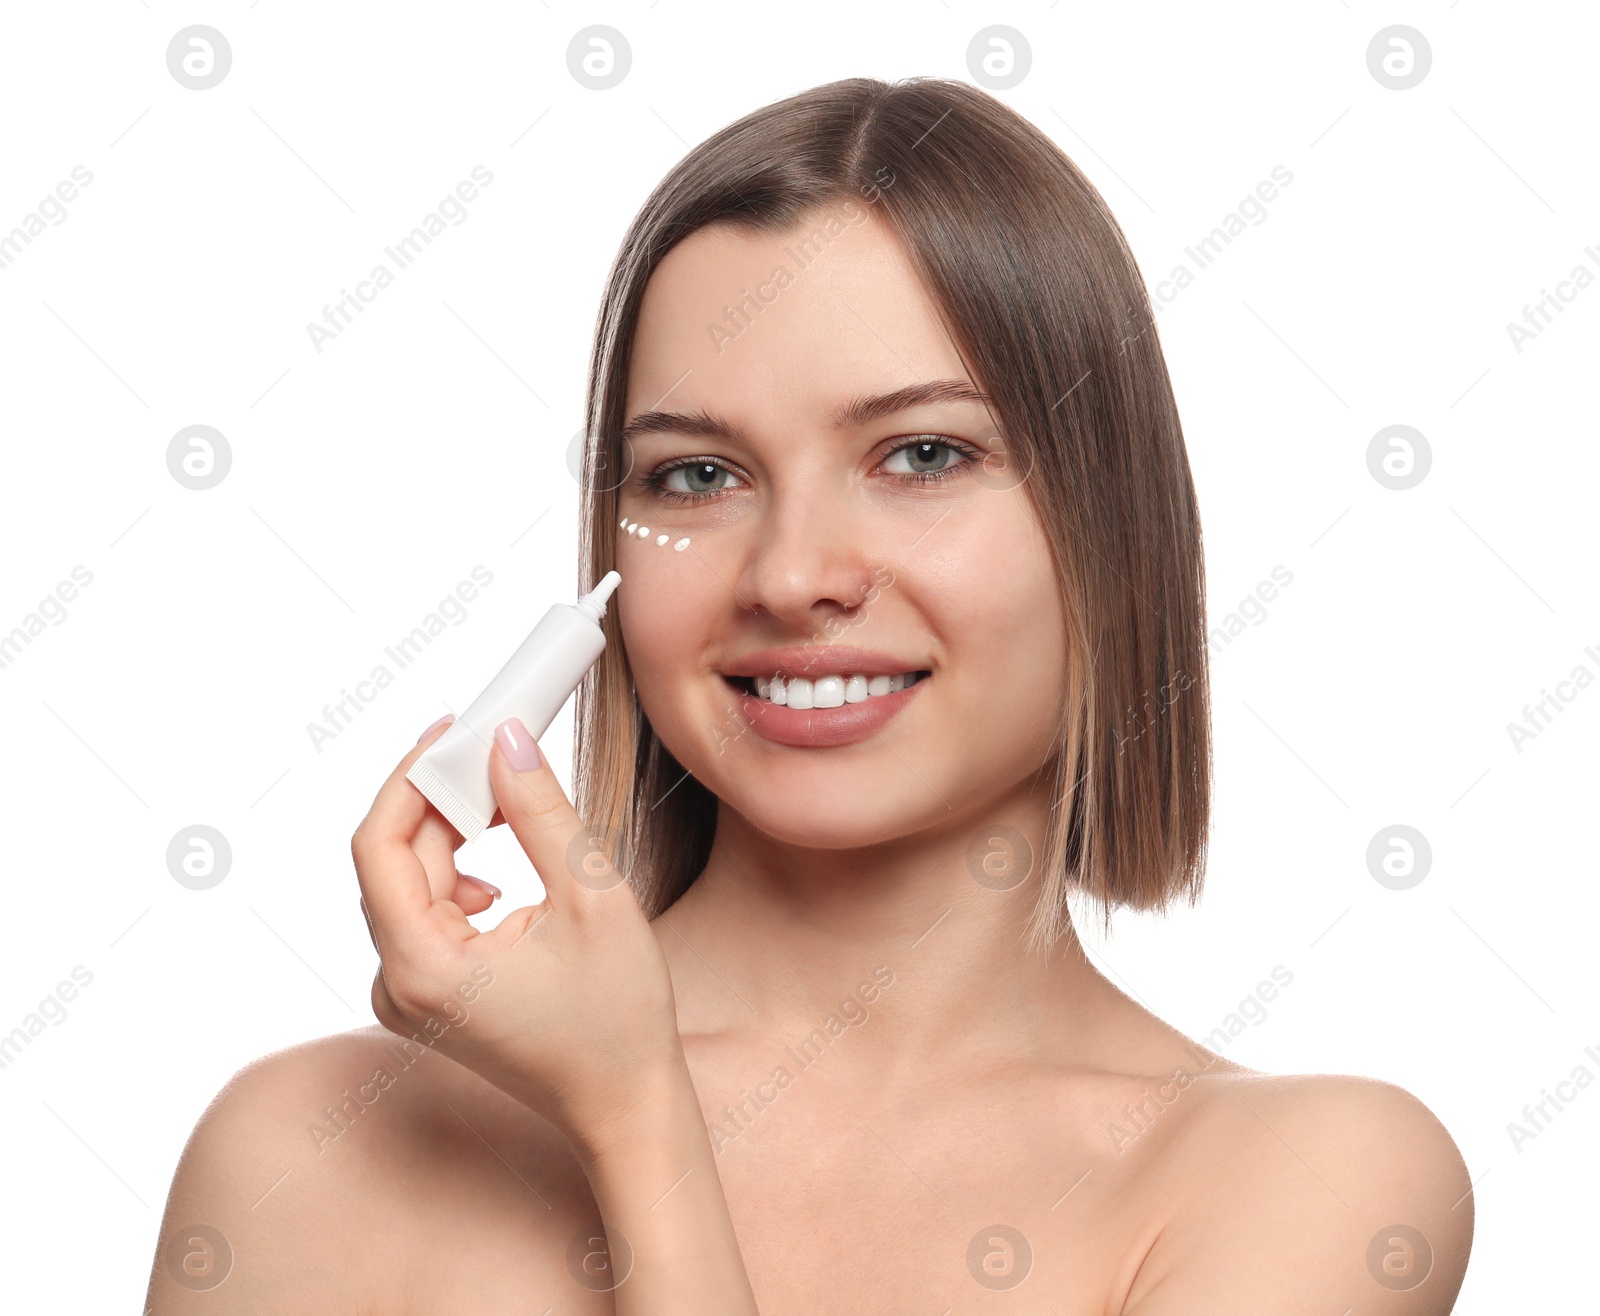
[636,436,985,505]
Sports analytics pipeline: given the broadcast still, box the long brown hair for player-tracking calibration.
[572,75,1210,953]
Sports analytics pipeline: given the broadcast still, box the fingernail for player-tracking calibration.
[495,717,542,771]
[417,714,454,743]
[461,873,501,900]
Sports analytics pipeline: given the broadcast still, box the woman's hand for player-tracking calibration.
[351,714,686,1156]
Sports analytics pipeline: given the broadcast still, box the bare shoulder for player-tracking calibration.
[1123,1070,1475,1315]
[144,1026,421,1312]
[145,1026,596,1314]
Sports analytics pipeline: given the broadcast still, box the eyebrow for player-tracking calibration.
[619,379,992,446]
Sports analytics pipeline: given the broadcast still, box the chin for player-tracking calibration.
[736,806,924,853]
[709,765,942,848]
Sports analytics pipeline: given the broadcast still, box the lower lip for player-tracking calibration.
[723,676,928,748]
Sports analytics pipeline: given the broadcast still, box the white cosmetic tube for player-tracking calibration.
[406,570,620,842]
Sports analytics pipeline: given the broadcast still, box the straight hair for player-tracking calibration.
[572,75,1210,953]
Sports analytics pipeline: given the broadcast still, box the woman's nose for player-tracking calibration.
[732,501,883,628]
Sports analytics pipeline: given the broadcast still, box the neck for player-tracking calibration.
[654,791,1128,1083]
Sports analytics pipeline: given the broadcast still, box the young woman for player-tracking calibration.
[148,77,1473,1313]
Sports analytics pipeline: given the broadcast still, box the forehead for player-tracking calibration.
[625,207,971,423]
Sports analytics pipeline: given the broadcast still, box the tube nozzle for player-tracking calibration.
[575,570,621,623]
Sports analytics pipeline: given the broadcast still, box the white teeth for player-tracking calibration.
[812,676,846,708]
[740,671,924,705]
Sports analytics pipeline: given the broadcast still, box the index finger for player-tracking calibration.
[350,717,459,939]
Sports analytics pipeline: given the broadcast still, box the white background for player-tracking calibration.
[1,3,1594,1311]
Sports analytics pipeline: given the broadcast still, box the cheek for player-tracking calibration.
[926,501,1067,709]
[616,556,694,663]
[613,531,728,704]
[929,496,1058,628]
[617,589,690,740]
[612,521,705,619]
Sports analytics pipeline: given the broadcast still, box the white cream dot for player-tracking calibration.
[656,534,668,546]
[637,525,650,537]
[673,537,690,552]
[619,516,628,528]
[623,521,636,532]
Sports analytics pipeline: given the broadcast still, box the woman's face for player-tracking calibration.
[614,202,1069,849]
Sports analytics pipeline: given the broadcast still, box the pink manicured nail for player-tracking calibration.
[417,714,454,743]
[460,873,501,900]
[495,717,542,771]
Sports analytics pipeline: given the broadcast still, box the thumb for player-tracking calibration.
[487,716,629,910]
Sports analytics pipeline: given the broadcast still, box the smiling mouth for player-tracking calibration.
[722,670,932,708]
